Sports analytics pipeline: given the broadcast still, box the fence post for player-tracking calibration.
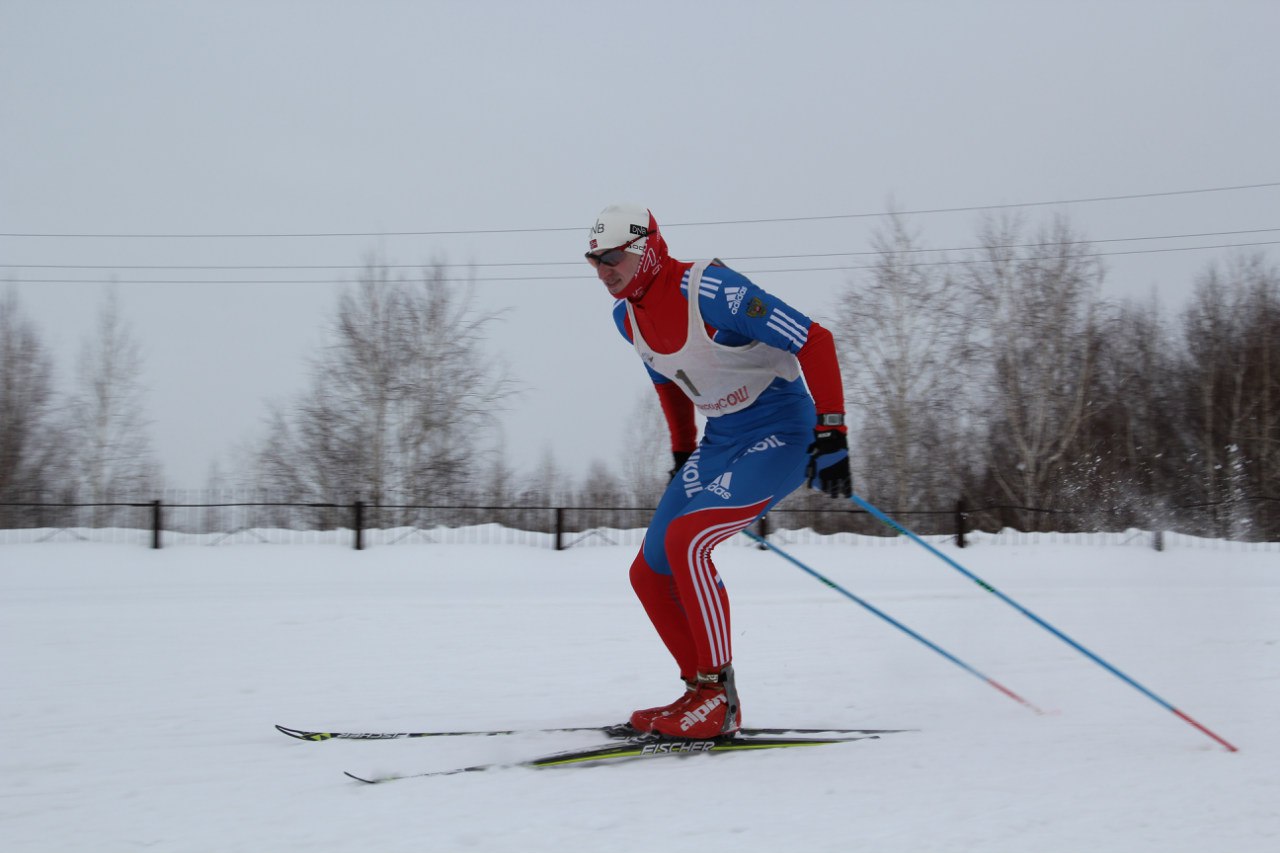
[353,500,365,551]
[756,513,769,549]
[1152,530,1164,552]
[554,507,564,551]
[151,499,162,550]
[955,497,967,549]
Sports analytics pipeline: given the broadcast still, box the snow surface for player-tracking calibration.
[2,531,1276,852]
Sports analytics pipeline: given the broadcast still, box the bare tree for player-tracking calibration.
[1174,252,1280,537]
[832,214,970,516]
[517,447,569,533]
[65,289,160,522]
[0,289,70,521]
[961,214,1106,527]
[618,389,674,509]
[574,457,628,532]
[1070,295,1179,527]
[255,261,512,519]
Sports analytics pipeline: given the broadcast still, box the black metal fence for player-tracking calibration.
[1,493,1277,550]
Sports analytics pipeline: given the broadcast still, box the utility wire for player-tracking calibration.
[3,227,1278,272]
[1,181,1277,239]
[8,239,1279,285]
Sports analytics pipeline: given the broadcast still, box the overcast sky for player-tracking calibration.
[3,1,1279,488]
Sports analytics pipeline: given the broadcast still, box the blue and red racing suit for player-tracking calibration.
[614,256,847,678]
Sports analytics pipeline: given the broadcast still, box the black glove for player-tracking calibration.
[806,430,852,498]
[669,450,693,481]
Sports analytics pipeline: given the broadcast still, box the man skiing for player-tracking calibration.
[586,203,852,739]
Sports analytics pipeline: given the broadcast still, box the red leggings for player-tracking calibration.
[629,499,769,677]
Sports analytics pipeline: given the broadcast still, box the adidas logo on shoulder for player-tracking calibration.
[724,286,747,314]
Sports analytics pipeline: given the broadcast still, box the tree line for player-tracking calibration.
[0,289,160,523]
[831,214,1279,539]
[2,213,1277,539]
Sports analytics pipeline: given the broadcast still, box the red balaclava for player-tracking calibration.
[621,210,668,302]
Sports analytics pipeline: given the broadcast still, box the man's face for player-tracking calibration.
[589,247,642,298]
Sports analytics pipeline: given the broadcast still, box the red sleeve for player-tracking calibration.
[796,321,847,432]
[654,381,698,452]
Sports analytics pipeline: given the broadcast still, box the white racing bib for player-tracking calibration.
[626,261,801,417]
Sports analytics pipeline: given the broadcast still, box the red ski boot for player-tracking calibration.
[629,679,695,733]
[650,666,741,739]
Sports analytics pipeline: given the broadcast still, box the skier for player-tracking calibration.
[586,203,853,739]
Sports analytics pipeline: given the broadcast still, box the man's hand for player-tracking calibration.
[806,431,852,498]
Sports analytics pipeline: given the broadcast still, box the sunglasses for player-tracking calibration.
[585,232,646,267]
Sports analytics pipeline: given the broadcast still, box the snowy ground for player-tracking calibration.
[2,531,1276,852]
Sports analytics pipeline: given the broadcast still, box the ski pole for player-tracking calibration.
[846,493,1239,752]
[740,528,1047,715]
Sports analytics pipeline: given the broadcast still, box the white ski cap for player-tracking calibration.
[588,203,651,255]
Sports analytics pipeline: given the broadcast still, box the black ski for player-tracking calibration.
[276,722,912,742]
[343,732,887,784]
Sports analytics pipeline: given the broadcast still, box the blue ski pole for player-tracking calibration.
[847,493,1239,752]
[740,528,1047,715]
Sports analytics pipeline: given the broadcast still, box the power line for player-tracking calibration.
[2,181,1278,239]
[752,240,1280,274]
[3,227,1278,272]
[674,182,1280,228]
[8,239,1278,285]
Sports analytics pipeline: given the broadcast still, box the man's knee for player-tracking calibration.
[663,501,771,567]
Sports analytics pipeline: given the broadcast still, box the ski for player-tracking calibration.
[276,722,912,742]
[276,722,625,741]
[343,732,887,784]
